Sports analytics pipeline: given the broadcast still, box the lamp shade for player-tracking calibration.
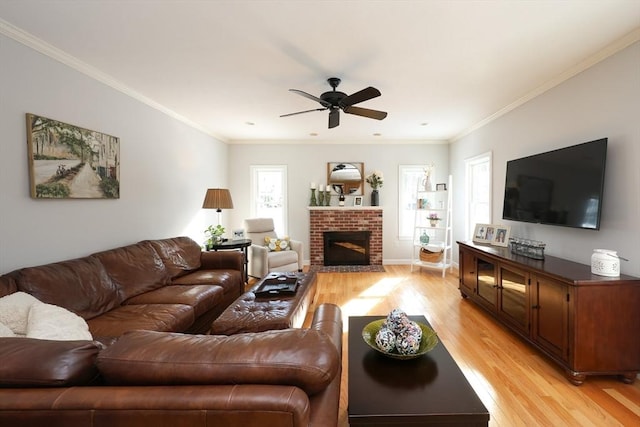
[202,188,234,212]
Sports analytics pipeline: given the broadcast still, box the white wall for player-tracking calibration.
[227,143,449,263]
[450,41,640,277]
[0,34,228,274]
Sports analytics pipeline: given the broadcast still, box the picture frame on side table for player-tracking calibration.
[232,229,245,240]
[491,225,511,247]
[472,223,492,244]
[354,196,363,206]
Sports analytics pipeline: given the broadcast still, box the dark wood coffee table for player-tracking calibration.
[348,315,489,426]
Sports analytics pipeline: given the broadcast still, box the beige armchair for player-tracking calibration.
[243,218,303,278]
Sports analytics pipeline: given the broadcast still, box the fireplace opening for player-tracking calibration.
[323,231,371,266]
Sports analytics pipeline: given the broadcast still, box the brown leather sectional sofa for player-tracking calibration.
[0,237,344,427]
[0,236,245,341]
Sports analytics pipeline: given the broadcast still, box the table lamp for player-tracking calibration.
[202,188,234,227]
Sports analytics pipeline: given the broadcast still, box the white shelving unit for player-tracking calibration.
[411,175,453,277]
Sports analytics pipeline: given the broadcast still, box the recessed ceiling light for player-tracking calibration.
[245,121,255,126]
[310,132,318,136]
[373,133,382,137]
[420,122,429,126]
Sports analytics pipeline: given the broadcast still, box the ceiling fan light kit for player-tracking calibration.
[281,77,387,129]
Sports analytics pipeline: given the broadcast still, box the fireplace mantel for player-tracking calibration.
[309,207,383,266]
[308,207,383,211]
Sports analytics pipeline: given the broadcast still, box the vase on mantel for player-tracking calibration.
[371,189,379,206]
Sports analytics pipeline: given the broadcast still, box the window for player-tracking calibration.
[398,165,430,239]
[250,165,287,235]
[465,152,492,239]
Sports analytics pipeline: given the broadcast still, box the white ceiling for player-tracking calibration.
[1,1,639,143]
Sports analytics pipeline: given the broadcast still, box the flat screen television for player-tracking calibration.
[502,138,607,230]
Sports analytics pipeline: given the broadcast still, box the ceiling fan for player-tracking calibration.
[280,77,387,129]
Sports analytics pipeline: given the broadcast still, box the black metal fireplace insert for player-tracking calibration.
[323,230,371,266]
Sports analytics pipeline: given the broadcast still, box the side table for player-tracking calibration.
[209,238,251,283]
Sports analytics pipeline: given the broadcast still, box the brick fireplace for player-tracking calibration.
[309,207,383,266]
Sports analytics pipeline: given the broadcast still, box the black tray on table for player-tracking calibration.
[254,273,300,297]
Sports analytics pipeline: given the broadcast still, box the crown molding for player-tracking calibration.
[0,18,228,143]
[451,27,640,143]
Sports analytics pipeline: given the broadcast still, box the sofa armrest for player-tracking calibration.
[200,250,244,271]
[97,328,340,395]
[0,338,102,387]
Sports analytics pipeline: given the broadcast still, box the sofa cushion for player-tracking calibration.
[144,237,202,278]
[265,236,291,252]
[27,302,93,341]
[0,291,40,334]
[91,241,170,300]
[97,329,340,395]
[0,338,101,387]
[14,257,121,320]
[172,270,242,297]
[86,304,194,338]
[266,250,299,269]
[124,285,224,317]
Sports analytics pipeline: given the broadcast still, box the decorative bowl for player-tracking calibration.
[362,319,439,360]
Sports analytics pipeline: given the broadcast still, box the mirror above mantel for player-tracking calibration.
[327,162,364,195]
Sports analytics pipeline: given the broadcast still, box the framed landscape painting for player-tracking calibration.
[26,113,120,199]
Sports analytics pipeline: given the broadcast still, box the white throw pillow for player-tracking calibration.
[27,302,93,341]
[0,292,41,334]
[0,321,15,337]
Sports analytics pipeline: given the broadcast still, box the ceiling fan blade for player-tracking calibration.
[339,86,381,108]
[289,89,332,108]
[343,105,388,120]
[328,109,340,128]
[280,107,327,117]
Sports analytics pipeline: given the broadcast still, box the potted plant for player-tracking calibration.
[365,171,384,206]
[428,213,441,227]
[204,224,225,249]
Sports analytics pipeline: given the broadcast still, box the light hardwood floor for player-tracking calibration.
[296,265,640,427]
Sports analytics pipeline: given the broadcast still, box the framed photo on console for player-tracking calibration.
[491,225,511,247]
[353,196,363,206]
[472,224,492,244]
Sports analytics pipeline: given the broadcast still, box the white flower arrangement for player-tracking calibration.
[366,171,384,190]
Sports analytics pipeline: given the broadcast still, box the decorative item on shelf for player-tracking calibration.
[324,188,331,206]
[338,193,345,206]
[309,182,317,206]
[354,195,363,206]
[422,164,435,191]
[419,230,430,245]
[428,213,440,227]
[318,184,325,206]
[508,237,546,260]
[365,170,383,206]
[371,189,379,206]
[417,198,430,209]
[436,183,447,191]
[419,247,443,263]
[591,249,625,277]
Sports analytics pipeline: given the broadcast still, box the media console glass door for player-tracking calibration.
[498,266,529,333]
[476,258,497,308]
